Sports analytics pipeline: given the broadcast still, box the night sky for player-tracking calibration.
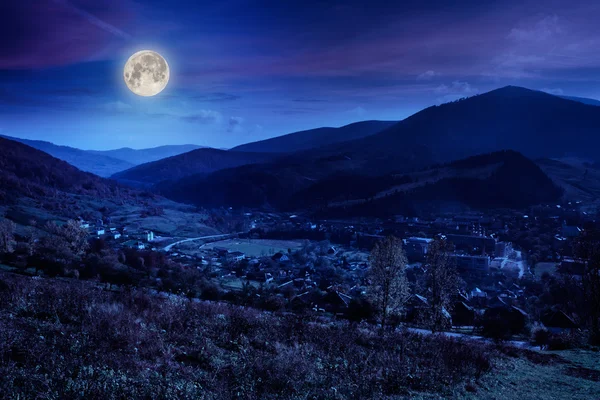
[1,0,600,150]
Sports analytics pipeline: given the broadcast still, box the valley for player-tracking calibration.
[2,85,600,399]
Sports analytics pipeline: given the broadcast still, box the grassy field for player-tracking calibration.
[221,276,262,291]
[202,239,304,257]
[108,200,219,237]
[455,348,600,400]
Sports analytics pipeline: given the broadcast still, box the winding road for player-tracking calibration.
[162,233,242,252]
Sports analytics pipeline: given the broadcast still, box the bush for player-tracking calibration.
[547,331,583,350]
[530,324,550,349]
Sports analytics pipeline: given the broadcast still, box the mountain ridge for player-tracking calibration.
[231,120,397,153]
[0,135,135,177]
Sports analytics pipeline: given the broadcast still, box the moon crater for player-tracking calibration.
[123,50,169,97]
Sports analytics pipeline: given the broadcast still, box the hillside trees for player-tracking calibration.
[423,237,459,333]
[574,230,600,344]
[0,218,16,255]
[368,236,410,333]
[33,220,89,273]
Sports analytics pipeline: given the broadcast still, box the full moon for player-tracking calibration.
[123,50,169,97]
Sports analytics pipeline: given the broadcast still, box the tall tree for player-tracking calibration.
[368,236,410,333]
[574,230,600,344]
[424,236,459,333]
[0,218,16,255]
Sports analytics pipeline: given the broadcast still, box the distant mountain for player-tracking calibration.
[559,95,600,107]
[158,150,562,215]
[155,86,598,211]
[0,135,134,177]
[231,120,397,153]
[315,86,600,171]
[112,148,278,187]
[0,137,137,206]
[89,144,204,165]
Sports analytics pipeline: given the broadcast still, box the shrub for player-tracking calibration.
[530,324,550,349]
[547,331,583,350]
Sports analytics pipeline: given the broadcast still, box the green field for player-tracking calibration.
[456,349,600,400]
[108,200,219,237]
[221,276,262,291]
[203,239,303,257]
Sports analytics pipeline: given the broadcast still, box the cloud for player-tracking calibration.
[181,110,222,124]
[192,92,241,102]
[52,0,131,39]
[434,81,477,95]
[434,81,478,104]
[541,88,564,95]
[347,106,367,117]
[292,97,329,103]
[227,116,244,133]
[508,15,561,42]
[416,70,440,81]
[103,101,132,113]
[0,1,133,68]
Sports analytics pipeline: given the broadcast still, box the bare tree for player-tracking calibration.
[423,237,458,333]
[574,230,600,344]
[0,219,16,255]
[368,236,410,333]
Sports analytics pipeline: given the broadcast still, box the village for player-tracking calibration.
[73,198,594,341]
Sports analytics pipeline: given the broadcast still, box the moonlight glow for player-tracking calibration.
[123,50,169,97]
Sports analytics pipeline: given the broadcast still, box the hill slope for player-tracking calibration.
[159,150,562,215]
[0,135,134,177]
[315,86,600,172]
[560,95,600,107]
[231,120,396,153]
[112,148,279,187]
[0,137,137,205]
[89,144,204,165]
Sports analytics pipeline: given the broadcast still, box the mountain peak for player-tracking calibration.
[484,85,550,98]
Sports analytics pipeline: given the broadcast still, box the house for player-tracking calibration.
[80,222,90,229]
[95,229,105,236]
[483,305,528,335]
[145,231,155,242]
[229,251,245,261]
[488,295,507,308]
[272,252,290,263]
[278,280,294,289]
[541,310,578,333]
[214,247,229,257]
[470,287,487,299]
[123,240,145,250]
[265,272,274,283]
[558,258,585,276]
[327,246,338,255]
[562,222,581,238]
[321,290,352,313]
[446,234,496,255]
[403,237,433,262]
[494,241,512,258]
[112,232,122,240]
[452,254,491,274]
[452,302,475,327]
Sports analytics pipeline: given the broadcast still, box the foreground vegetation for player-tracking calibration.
[2,272,598,399]
[0,271,493,399]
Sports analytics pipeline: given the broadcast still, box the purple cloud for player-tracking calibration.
[0,0,134,69]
